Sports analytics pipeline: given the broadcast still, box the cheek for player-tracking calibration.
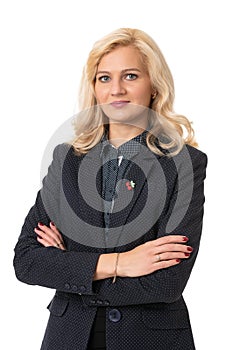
[95,86,107,103]
[135,87,152,106]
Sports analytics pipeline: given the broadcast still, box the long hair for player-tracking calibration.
[71,28,197,156]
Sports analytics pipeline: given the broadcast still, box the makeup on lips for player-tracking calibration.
[110,100,130,108]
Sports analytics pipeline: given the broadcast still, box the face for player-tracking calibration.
[94,45,153,126]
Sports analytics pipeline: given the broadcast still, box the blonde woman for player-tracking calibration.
[14,28,207,350]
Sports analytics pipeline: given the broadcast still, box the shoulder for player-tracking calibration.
[185,144,208,169]
[159,144,208,183]
[179,145,208,184]
[52,142,71,158]
[51,142,75,165]
[157,144,207,167]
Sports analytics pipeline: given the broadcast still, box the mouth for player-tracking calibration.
[110,101,130,108]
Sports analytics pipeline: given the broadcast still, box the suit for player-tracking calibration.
[13,139,207,350]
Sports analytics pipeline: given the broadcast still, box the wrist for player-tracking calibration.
[116,251,128,278]
[94,253,118,280]
[112,252,120,283]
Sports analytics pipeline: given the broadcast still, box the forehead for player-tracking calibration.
[97,45,145,71]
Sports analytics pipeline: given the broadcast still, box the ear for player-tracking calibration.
[152,91,157,99]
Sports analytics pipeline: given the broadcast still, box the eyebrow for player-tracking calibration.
[96,68,142,75]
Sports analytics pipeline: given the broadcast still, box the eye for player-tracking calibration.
[98,75,110,83]
[125,73,138,81]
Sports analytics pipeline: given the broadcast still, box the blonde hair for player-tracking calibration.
[71,28,197,156]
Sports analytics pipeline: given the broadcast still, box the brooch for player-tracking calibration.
[126,180,135,190]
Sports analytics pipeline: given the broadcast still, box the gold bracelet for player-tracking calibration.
[112,252,120,283]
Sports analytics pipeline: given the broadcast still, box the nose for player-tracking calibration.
[110,78,126,96]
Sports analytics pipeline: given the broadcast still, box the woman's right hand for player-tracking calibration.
[34,222,66,251]
[118,235,193,278]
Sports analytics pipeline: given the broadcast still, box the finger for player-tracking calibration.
[36,235,52,247]
[34,227,61,247]
[36,233,65,250]
[49,222,64,242]
[49,223,65,249]
[37,222,54,235]
[37,222,64,246]
[34,227,54,245]
[36,223,64,245]
[156,235,189,245]
[154,243,193,255]
[155,251,191,262]
[153,258,181,271]
[150,235,189,247]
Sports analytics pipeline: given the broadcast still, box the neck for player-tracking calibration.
[108,123,146,148]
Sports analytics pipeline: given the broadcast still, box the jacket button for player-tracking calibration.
[90,300,96,305]
[79,285,86,293]
[96,300,103,305]
[109,309,121,322]
[104,300,110,306]
[64,283,71,290]
[71,285,78,292]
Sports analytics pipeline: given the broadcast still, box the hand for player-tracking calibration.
[34,222,66,250]
[118,235,193,278]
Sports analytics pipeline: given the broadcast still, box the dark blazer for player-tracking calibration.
[13,141,207,350]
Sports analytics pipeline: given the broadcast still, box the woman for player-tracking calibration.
[14,28,207,349]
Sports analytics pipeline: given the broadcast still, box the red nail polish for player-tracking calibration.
[183,237,189,242]
[51,222,55,226]
[176,259,181,263]
[38,222,44,226]
[184,253,190,257]
[187,247,193,252]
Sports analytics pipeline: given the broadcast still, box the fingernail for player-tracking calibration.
[51,222,55,226]
[176,259,181,263]
[38,222,44,226]
[187,247,193,252]
[184,253,190,257]
[183,237,189,242]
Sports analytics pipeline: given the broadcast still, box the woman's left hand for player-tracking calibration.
[34,222,66,250]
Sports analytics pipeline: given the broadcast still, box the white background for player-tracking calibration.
[1,0,232,349]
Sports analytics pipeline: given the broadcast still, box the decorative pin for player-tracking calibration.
[126,180,136,190]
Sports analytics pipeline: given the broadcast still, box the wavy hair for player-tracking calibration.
[71,28,197,156]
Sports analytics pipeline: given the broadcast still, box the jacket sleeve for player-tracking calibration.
[95,148,208,306]
[13,144,101,295]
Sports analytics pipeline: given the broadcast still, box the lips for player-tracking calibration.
[110,101,130,108]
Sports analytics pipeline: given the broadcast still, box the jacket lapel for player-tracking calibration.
[81,143,105,217]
